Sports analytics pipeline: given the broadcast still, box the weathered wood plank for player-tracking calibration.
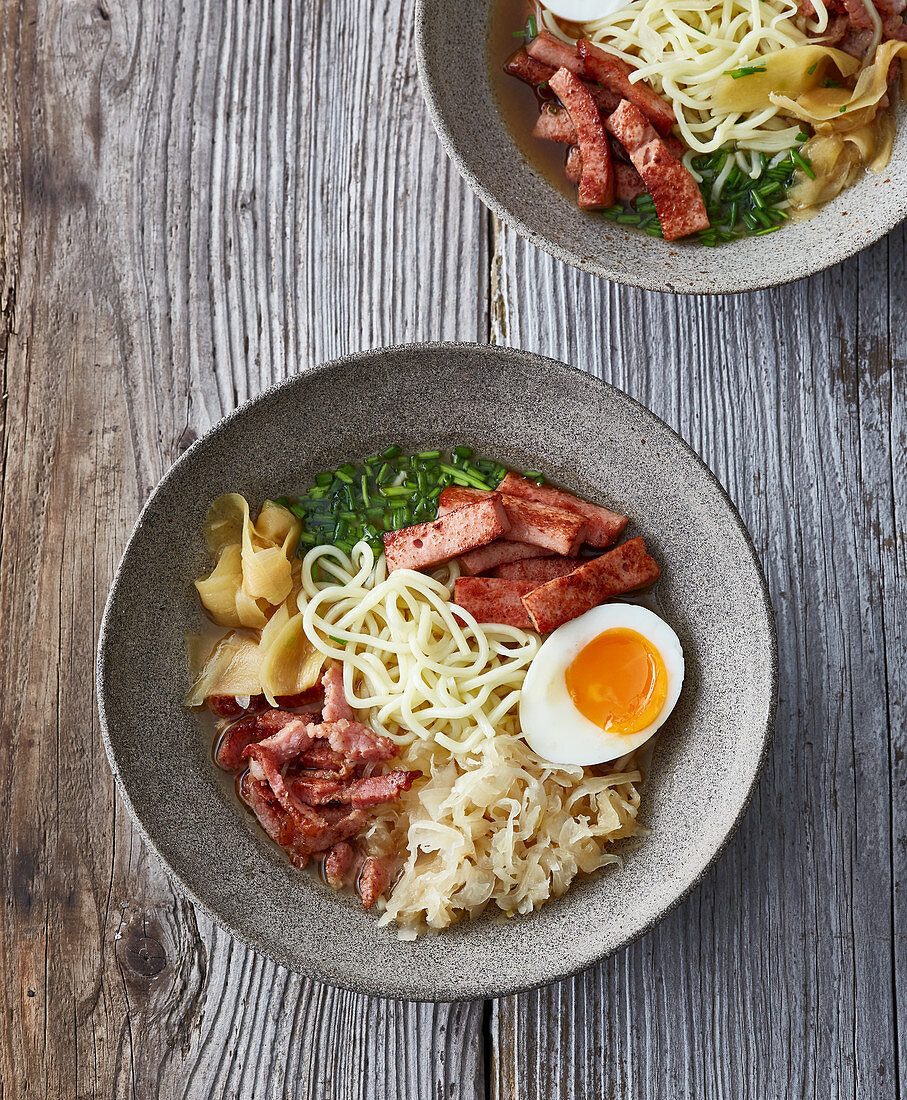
[490,220,904,1099]
[0,0,487,1097]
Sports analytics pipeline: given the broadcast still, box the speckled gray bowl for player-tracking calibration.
[97,343,777,1000]
[415,2,907,293]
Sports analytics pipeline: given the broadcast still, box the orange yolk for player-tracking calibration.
[565,627,668,736]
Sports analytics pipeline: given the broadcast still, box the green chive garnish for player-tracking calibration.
[724,65,767,78]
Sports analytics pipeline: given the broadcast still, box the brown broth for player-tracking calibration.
[488,0,579,199]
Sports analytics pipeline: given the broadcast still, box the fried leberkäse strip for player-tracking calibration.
[548,67,615,210]
[521,536,660,633]
[384,496,509,572]
[497,471,628,548]
[605,100,709,240]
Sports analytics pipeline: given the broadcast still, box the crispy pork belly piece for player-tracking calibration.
[497,471,628,548]
[458,539,549,576]
[454,576,536,629]
[240,773,298,847]
[548,67,615,209]
[605,101,709,240]
[577,39,675,134]
[439,486,587,556]
[506,43,618,111]
[492,555,583,584]
[565,145,583,184]
[521,536,661,633]
[323,841,355,888]
[359,857,392,909]
[533,106,580,143]
[527,30,585,74]
[321,663,354,723]
[504,46,557,86]
[384,496,510,572]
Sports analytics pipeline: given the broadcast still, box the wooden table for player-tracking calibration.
[2,1,903,1096]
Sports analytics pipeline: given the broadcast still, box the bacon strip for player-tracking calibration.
[458,539,549,576]
[605,100,709,240]
[384,495,510,572]
[548,67,615,209]
[323,841,354,888]
[497,472,628,548]
[453,577,535,629]
[439,486,587,556]
[359,857,392,909]
[225,683,416,907]
[577,39,676,134]
[346,771,420,808]
[321,663,353,723]
[521,536,661,633]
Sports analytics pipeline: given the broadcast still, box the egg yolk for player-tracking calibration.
[564,627,668,736]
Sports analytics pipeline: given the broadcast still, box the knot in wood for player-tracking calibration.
[122,932,167,980]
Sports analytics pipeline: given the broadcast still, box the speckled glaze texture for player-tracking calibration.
[415,1,907,294]
[97,344,777,1000]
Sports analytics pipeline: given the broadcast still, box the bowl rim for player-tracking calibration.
[413,2,907,294]
[96,341,779,1000]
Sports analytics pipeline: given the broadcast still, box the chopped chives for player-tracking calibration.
[791,150,815,179]
[286,449,574,555]
[724,64,767,78]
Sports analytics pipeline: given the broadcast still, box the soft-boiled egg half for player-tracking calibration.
[539,0,633,24]
[519,604,684,765]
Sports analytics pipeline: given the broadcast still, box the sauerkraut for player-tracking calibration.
[363,733,642,936]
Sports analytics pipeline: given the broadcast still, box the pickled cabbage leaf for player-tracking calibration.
[714,46,860,112]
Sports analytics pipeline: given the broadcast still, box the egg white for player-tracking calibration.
[539,0,633,24]
[519,603,684,766]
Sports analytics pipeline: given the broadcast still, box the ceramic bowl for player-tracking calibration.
[97,343,777,1000]
[415,1,907,293]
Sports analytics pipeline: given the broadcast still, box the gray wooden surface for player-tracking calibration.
[0,0,902,1097]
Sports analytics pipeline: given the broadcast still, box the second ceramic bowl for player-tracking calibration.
[415,0,907,293]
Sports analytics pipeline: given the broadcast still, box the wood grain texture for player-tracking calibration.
[490,220,905,1100]
[1,0,904,1095]
[0,0,487,1097]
